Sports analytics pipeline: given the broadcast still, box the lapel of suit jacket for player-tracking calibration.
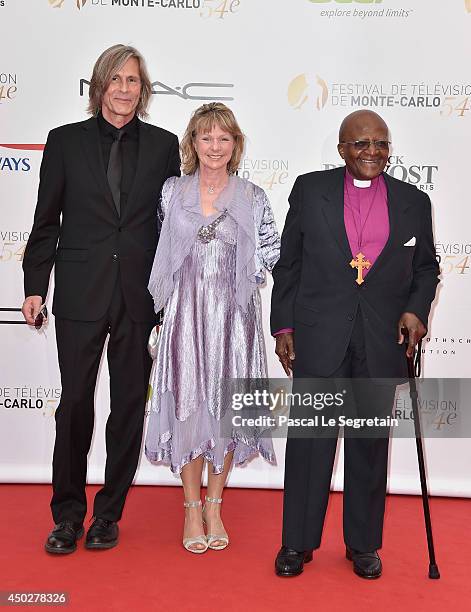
[364,171,413,282]
[321,166,352,261]
[81,117,118,217]
[121,119,152,221]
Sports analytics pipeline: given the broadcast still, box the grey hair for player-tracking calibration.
[87,44,152,119]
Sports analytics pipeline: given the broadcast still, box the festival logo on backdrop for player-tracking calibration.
[97,0,202,8]
[0,229,30,264]
[238,158,289,191]
[199,0,240,18]
[393,381,462,436]
[288,75,471,117]
[0,72,17,104]
[48,0,87,8]
[288,74,328,111]
[50,0,239,18]
[435,242,471,280]
[0,385,60,416]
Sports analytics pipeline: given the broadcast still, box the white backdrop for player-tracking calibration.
[1,0,470,496]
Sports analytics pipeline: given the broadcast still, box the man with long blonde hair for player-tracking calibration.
[22,44,180,554]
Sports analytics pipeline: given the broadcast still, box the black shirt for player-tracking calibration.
[97,112,139,215]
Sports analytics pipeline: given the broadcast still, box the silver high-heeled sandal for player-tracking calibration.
[202,496,229,551]
[183,500,208,554]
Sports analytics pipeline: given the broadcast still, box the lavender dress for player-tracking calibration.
[145,175,279,474]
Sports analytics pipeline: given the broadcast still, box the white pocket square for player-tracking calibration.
[404,237,416,246]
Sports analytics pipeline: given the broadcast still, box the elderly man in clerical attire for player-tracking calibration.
[271,110,439,579]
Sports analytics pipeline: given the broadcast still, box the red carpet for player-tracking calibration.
[0,485,469,611]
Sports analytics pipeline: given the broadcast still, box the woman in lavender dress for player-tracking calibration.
[145,103,280,553]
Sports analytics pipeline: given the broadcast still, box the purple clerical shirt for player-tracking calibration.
[343,169,389,273]
[273,170,390,336]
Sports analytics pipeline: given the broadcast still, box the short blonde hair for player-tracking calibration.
[87,44,152,119]
[180,103,244,175]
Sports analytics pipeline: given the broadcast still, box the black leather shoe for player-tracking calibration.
[85,518,119,550]
[45,521,84,554]
[346,547,382,579]
[275,546,313,577]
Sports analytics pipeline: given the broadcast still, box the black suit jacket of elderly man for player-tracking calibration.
[23,116,180,525]
[270,166,439,553]
[271,166,439,378]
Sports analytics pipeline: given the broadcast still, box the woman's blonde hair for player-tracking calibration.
[180,103,244,175]
[87,44,152,119]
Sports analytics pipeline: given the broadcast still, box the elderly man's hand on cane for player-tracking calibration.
[397,311,426,359]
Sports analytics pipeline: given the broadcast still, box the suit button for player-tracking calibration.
[347,314,354,321]
[118,227,122,233]
[112,253,118,260]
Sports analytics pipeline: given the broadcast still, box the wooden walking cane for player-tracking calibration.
[403,330,440,579]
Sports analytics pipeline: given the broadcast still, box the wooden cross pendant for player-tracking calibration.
[350,252,371,285]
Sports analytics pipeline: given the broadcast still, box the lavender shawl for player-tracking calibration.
[148,172,280,313]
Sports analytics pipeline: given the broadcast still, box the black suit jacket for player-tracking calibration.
[23,117,180,322]
[270,167,440,378]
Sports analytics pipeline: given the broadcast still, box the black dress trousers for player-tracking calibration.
[282,310,396,553]
[51,278,154,523]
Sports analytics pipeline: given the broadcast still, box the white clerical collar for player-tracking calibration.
[353,178,372,188]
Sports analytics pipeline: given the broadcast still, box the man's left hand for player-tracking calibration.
[397,312,426,358]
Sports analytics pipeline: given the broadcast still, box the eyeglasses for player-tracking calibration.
[340,140,391,151]
[34,304,48,330]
